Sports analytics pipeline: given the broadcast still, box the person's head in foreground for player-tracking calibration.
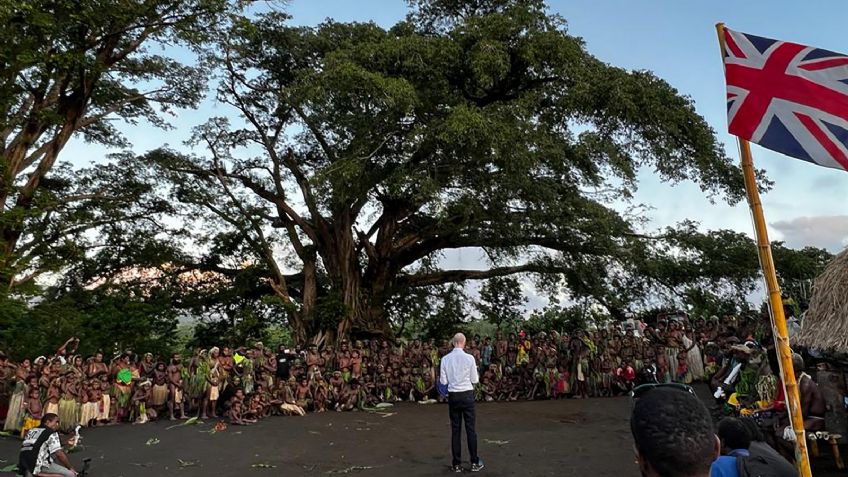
[41,413,60,431]
[716,417,751,454]
[630,387,719,477]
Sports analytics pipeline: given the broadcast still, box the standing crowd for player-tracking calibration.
[0,314,817,437]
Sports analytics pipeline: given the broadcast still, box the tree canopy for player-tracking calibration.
[0,0,238,293]
[138,0,750,344]
[0,0,836,356]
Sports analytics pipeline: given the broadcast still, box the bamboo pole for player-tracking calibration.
[715,23,812,477]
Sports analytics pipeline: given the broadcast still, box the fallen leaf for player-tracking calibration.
[67,444,85,454]
[483,439,510,445]
[177,459,198,468]
[145,438,160,446]
[0,464,18,473]
[167,417,203,430]
[251,463,277,469]
[327,465,374,474]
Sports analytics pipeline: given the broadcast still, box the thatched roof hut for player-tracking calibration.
[794,249,848,352]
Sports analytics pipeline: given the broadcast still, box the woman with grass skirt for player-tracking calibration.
[58,378,80,433]
[4,359,31,432]
[113,367,133,423]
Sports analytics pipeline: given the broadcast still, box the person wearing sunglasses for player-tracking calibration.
[631,385,718,477]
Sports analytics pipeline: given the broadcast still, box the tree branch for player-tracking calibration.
[400,263,567,288]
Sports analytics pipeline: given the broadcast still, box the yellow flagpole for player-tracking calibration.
[715,23,812,477]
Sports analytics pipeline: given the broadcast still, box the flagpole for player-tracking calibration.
[716,23,812,477]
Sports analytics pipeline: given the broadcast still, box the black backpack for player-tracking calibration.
[737,453,798,477]
[18,427,57,475]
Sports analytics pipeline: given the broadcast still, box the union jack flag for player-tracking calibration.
[722,27,848,171]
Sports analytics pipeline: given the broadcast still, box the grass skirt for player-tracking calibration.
[98,395,111,421]
[3,383,26,431]
[151,384,168,406]
[280,403,305,416]
[58,398,80,432]
[80,402,99,427]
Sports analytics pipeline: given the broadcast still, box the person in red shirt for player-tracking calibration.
[615,360,636,394]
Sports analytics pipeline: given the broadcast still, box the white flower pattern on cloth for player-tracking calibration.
[22,428,62,474]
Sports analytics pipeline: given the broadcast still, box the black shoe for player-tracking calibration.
[471,460,484,472]
[451,464,463,473]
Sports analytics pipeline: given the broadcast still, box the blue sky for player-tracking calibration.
[64,0,848,255]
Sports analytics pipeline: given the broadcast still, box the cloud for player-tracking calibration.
[771,215,848,252]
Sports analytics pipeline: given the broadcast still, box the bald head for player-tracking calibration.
[451,333,467,349]
[792,353,804,374]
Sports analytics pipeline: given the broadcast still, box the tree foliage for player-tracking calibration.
[2,0,831,352]
[139,0,746,344]
[0,284,179,361]
[0,0,238,293]
[476,276,526,330]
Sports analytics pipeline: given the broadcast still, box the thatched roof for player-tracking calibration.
[794,249,848,352]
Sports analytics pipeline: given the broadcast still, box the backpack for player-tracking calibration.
[18,427,57,475]
[736,453,798,477]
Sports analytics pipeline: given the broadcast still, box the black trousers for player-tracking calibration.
[448,390,478,466]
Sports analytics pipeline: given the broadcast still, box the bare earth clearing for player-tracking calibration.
[0,398,637,477]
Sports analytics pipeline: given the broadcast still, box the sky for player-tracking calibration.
[61,0,848,307]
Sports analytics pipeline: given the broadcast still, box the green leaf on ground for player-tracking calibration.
[177,459,198,468]
[0,464,18,473]
[483,439,510,445]
[167,417,203,430]
[327,465,374,474]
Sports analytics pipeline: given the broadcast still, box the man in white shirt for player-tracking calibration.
[439,333,484,472]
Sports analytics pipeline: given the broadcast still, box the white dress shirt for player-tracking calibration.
[439,347,479,392]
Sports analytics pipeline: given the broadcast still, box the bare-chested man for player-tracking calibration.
[305,345,322,370]
[312,374,329,412]
[350,350,363,378]
[328,370,345,402]
[295,375,313,411]
[794,353,826,432]
[495,333,508,366]
[86,352,108,380]
[337,379,361,411]
[131,381,152,423]
[262,348,277,388]
[167,353,187,420]
[337,341,352,371]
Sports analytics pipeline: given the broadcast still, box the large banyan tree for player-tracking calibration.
[143,0,746,344]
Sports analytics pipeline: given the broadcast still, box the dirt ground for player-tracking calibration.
[0,397,638,477]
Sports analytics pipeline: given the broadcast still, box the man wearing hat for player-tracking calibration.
[711,343,755,401]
